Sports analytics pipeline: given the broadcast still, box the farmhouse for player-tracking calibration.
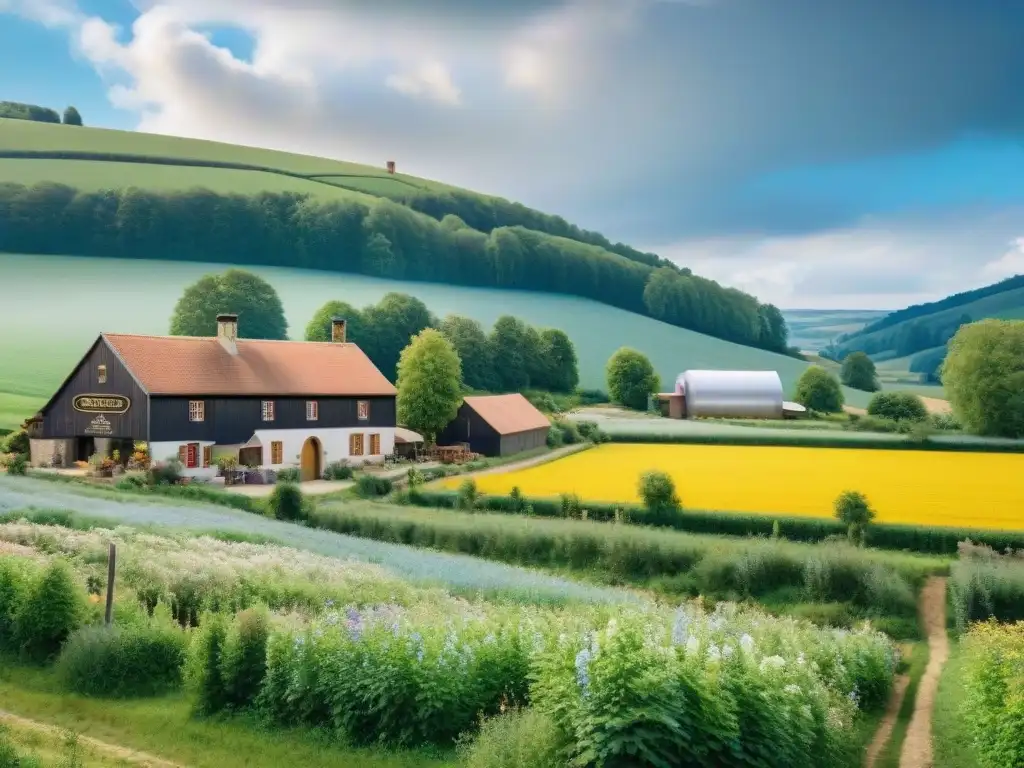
[26,316,397,479]
[436,394,549,457]
[657,369,798,419]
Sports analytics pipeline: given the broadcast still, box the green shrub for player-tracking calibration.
[219,606,271,710]
[2,454,27,476]
[961,620,1024,768]
[457,708,563,768]
[575,389,609,406]
[0,430,29,456]
[115,473,147,490]
[354,474,394,498]
[545,425,563,448]
[56,614,187,697]
[0,557,35,652]
[276,467,301,483]
[15,559,86,662]
[186,611,231,716]
[574,420,609,443]
[268,482,305,521]
[0,724,22,768]
[457,478,479,510]
[559,493,583,519]
[637,470,680,524]
[833,491,875,546]
[930,411,961,431]
[148,459,183,485]
[950,543,1024,633]
[323,460,353,480]
[867,392,928,422]
[840,351,880,392]
[794,366,845,413]
[552,419,581,445]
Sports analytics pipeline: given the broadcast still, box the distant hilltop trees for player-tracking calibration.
[0,101,83,126]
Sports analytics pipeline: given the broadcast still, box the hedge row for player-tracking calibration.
[407,489,1024,556]
[601,430,1024,453]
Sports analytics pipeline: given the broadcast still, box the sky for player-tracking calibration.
[2,0,1024,310]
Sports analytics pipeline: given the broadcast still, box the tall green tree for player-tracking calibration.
[169,269,288,340]
[439,315,495,391]
[943,319,1024,438]
[62,106,83,126]
[396,328,463,443]
[362,293,435,382]
[757,304,789,352]
[537,328,579,393]
[304,300,364,343]
[489,315,535,391]
[606,348,660,410]
[840,352,879,392]
[794,366,844,413]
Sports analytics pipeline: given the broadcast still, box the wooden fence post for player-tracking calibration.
[104,542,116,626]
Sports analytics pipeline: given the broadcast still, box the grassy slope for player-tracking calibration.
[0,663,450,768]
[0,253,881,429]
[932,639,981,768]
[782,308,888,351]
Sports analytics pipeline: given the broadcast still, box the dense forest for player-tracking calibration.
[0,182,791,353]
[0,101,82,125]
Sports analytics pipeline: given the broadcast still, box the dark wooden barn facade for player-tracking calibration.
[437,394,550,457]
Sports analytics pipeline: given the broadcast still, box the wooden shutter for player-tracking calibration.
[369,434,380,455]
[203,446,212,468]
[271,441,283,465]
[349,433,364,456]
[178,445,187,464]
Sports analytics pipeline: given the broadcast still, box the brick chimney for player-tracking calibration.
[331,317,347,344]
[217,313,238,355]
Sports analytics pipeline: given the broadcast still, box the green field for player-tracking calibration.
[0,158,379,203]
[0,253,890,430]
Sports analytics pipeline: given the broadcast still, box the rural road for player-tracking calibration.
[898,577,949,768]
[0,709,184,767]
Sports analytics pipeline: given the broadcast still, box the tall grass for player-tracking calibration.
[950,541,1024,633]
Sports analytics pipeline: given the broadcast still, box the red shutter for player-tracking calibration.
[186,443,198,469]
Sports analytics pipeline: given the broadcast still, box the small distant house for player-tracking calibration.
[29,315,397,480]
[436,394,550,457]
[386,160,396,174]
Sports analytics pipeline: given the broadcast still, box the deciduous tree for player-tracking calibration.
[840,352,879,392]
[794,366,844,413]
[170,269,288,340]
[439,315,495,391]
[396,329,463,443]
[62,106,83,126]
[606,348,660,411]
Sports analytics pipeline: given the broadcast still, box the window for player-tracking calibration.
[262,401,275,422]
[349,433,364,456]
[369,434,381,456]
[181,442,199,469]
[189,400,205,422]
[203,446,212,468]
[270,441,283,465]
[357,400,370,421]
[306,401,319,421]
[97,365,107,384]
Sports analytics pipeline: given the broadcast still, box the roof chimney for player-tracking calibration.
[331,317,347,344]
[217,313,238,355]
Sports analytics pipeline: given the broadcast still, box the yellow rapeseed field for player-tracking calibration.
[442,444,1024,530]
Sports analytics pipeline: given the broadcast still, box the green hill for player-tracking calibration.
[0,252,884,431]
[0,118,793,357]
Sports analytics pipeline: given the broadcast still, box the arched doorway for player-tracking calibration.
[300,437,322,482]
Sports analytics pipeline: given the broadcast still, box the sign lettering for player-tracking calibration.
[84,415,113,436]
[73,395,130,414]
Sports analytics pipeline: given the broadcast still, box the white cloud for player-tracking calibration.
[647,209,1024,309]
[385,61,462,105]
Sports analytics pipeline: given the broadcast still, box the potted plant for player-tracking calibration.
[217,455,239,485]
[127,441,151,471]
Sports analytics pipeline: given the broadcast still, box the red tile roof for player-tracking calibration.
[103,334,396,397]
[463,394,551,436]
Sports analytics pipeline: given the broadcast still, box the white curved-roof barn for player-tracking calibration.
[675,370,785,419]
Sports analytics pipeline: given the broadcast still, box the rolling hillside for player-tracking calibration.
[0,252,883,431]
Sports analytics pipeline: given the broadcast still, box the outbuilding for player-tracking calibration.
[656,370,785,420]
[27,315,397,479]
[436,394,550,457]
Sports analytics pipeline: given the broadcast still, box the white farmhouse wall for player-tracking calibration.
[252,427,395,469]
[149,440,219,480]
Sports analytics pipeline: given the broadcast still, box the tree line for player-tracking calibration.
[169,269,579,393]
[0,102,82,125]
[827,313,973,365]
[0,182,789,353]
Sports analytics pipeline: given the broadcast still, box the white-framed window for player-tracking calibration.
[262,401,275,422]
[97,365,107,384]
[189,400,205,422]
[306,401,319,421]
[357,400,370,421]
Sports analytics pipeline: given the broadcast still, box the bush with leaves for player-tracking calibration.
[1,454,26,476]
[355,474,394,498]
[961,620,1024,768]
[637,470,680,525]
[268,482,305,521]
[457,479,479,510]
[867,392,927,422]
[794,366,845,413]
[219,606,271,710]
[833,491,876,546]
[457,708,563,768]
[56,605,187,697]
[840,352,879,392]
[15,559,85,662]
[0,430,29,456]
[276,467,301,483]
[0,557,35,652]
[323,460,353,480]
[186,611,231,716]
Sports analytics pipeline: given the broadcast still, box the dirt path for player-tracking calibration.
[0,709,186,767]
[447,442,590,480]
[865,674,911,767]
[898,576,949,768]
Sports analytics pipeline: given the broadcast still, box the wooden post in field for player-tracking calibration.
[104,542,116,626]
